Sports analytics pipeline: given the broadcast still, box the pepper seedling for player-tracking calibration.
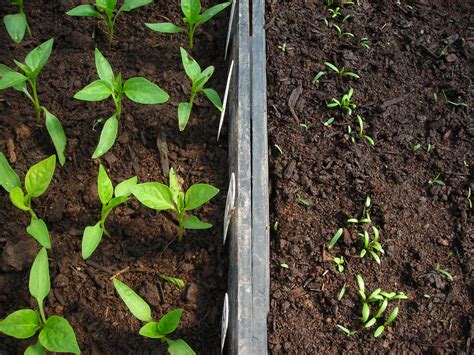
[333,256,345,272]
[145,0,232,50]
[74,48,169,158]
[428,173,445,186]
[67,0,153,46]
[178,47,222,131]
[0,154,55,249]
[82,164,137,259]
[131,168,219,241]
[359,226,384,264]
[324,62,360,79]
[0,39,67,164]
[0,248,80,353]
[327,88,357,115]
[113,279,195,354]
[3,0,31,43]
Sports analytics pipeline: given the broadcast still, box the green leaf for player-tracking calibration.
[94,48,114,83]
[168,168,184,209]
[327,228,343,250]
[115,176,138,197]
[0,309,40,339]
[362,303,370,323]
[39,316,80,353]
[193,66,214,92]
[9,187,29,211]
[25,39,54,74]
[139,322,165,339]
[124,77,169,104]
[92,114,118,159]
[0,152,21,192]
[74,79,112,101]
[181,0,201,21]
[101,196,129,222]
[356,274,365,295]
[98,164,113,205]
[82,222,104,259]
[29,248,50,307]
[24,342,46,355]
[130,182,175,211]
[178,102,192,131]
[145,22,185,33]
[43,108,67,166]
[168,339,196,355]
[197,2,231,25]
[386,307,399,324]
[324,62,339,73]
[202,88,223,111]
[182,215,212,229]
[25,155,56,198]
[374,325,384,337]
[112,279,153,322]
[27,218,52,249]
[0,70,27,90]
[159,275,185,289]
[66,4,101,16]
[4,13,27,43]
[157,309,183,335]
[120,0,153,12]
[185,183,219,211]
[180,47,201,81]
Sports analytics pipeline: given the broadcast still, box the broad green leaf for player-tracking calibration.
[113,279,153,322]
[43,108,67,166]
[82,222,104,259]
[94,48,114,83]
[145,22,185,33]
[25,155,56,198]
[139,322,165,338]
[0,152,21,192]
[181,0,201,20]
[157,309,183,335]
[25,39,54,74]
[120,0,153,12]
[27,218,52,249]
[159,275,185,289]
[101,195,129,222]
[124,77,169,104]
[74,79,112,101]
[169,168,183,194]
[185,184,219,211]
[98,164,113,205]
[4,13,27,43]
[115,176,138,197]
[29,248,50,307]
[0,70,27,90]
[39,316,80,353]
[25,342,46,355]
[180,47,201,81]
[182,215,212,229]
[0,309,40,339]
[202,88,223,111]
[193,66,214,92]
[178,102,192,131]
[9,187,29,211]
[131,182,175,211]
[96,0,117,10]
[92,115,118,159]
[66,4,101,17]
[168,339,196,355]
[197,2,231,25]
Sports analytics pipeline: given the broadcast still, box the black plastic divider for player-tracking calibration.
[226,0,269,353]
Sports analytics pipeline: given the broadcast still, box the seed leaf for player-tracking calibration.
[203,88,223,111]
[0,152,21,192]
[362,303,370,323]
[182,215,212,229]
[4,13,27,43]
[27,218,51,249]
[185,184,219,210]
[145,22,185,33]
[74,80,112,101]
[39,316,80,353]
[160,275,186,289]
[167,339,196,355]
[82,222,104,259]
[131,182,175,211]
[25,155,56,198]
[66,4,101,16]
[374,325,385,337]
[327,228,343,250]
[113,279,153,322]
[124,77,169,104]
[29,248,50,307]
[178,102,192,131]
[25,39,54,74]
[9,187,29,211]
[43,108,67,166]
[0,309,40,339]
[92,114,119,159]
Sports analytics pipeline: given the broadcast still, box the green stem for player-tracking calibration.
[178,213,185,241]
[188,26,195,50]
[114,95,122,119]
[28,208,38,220]
[189,91,196,105]
[29,79,41,122]
[38,302,47,324]
[107,15,114,49]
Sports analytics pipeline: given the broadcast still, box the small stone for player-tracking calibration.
[186,283,199,305]
[15,125,31,140]
[446,54,457,62]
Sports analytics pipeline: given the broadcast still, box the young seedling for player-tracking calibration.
[328,7,341,18]
[467,187,472,209]
[338,283,347,301]
[412,143,421,153]
[434,265,454,282]
[300,123,310,131]
[74,48,169,158]
[67,0,153,46]
[296,195,311,207]
[0,154,55,249]
[280,263,289,269]
[347,196,372,224]
[131,168,219,241]
[442,90,468,108]
[327,88,357,115]
[428,173,444,186]
[3,0,31,43]
[360,37,370,49]
[145,0,231,50]
[332,23,354,37]
[359,226,384,264]
[324,62,360,79]
[337,324,356,336]
[277,43,288,52]
[113,279,195,354]
[0,248,80,353]
[312,71,325,84]
[160,275,185,289]
[333,256,345,272]
[327,228,343,250]
[178,47,222,131]
[82,165,137,259]
[324,117,335,126]
[348,115,374,145]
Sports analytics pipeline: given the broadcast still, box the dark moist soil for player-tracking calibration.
[266,0,472,353]
[0,1,229,353]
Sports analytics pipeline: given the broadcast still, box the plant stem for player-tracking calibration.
[38,302,47,324]
[29,79,41,122]
[178,214,185,241]
[189,91,196,105]
[188,26,195,50]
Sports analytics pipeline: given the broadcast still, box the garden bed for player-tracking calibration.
[0,0,231,353]
[266,0,472,353]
